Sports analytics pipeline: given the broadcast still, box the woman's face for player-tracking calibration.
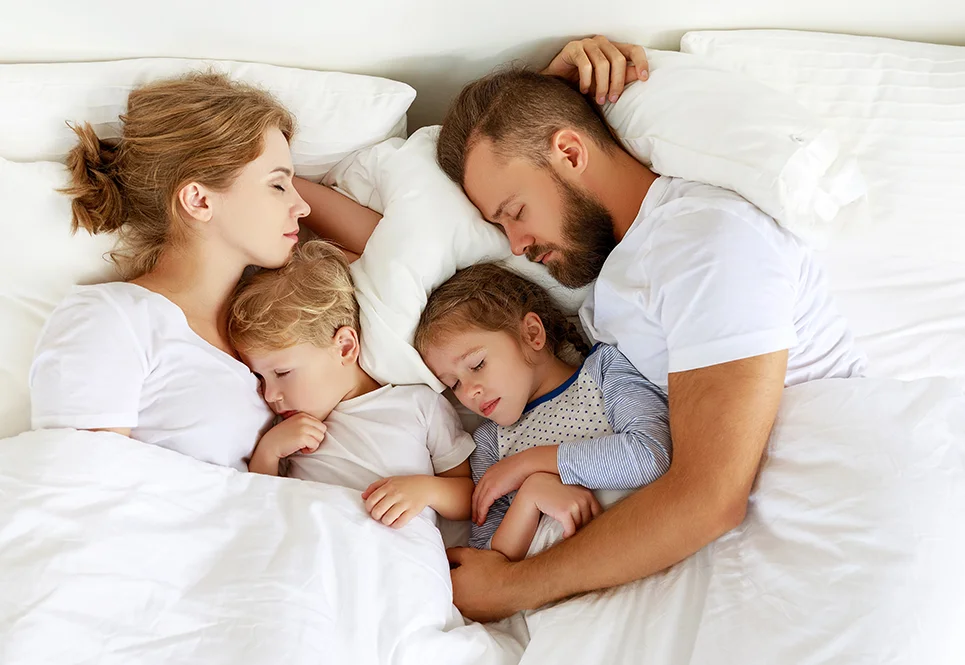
[208,127,310,269]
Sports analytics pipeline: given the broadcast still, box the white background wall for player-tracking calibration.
[2,0,963,128]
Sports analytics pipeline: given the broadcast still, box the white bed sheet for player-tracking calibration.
[2,377,962,665]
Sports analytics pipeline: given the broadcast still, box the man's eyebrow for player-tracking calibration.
[490,195,516,222]
[270,167,293,177]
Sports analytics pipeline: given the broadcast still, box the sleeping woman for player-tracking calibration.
[29,37,644,472]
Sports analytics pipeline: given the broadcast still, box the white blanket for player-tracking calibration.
[1,377,963,665]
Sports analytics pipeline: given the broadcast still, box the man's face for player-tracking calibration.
[462,139,616,288]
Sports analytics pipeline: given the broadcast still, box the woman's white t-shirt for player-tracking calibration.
[29,282,273,470]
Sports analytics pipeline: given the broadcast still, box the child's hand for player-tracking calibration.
[473,446,559,525]
[362,475,435,529]
[257,412,327,459]
[519,473,602,538]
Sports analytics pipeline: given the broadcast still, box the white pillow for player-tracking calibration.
[679,30,965,263]
[0,59,415,178]
[0,158,117,439]
[327,126,590,391]
[602,49,867,248]
[678,30,965,383]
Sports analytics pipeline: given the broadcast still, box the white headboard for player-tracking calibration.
[3,1,963,129]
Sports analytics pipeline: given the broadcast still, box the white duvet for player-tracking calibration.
[2,377,963,665]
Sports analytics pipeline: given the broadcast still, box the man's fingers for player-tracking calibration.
[597,37,628,102]
[569,45,594,94]
[583,41,610,103]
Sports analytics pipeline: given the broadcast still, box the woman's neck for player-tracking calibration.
[529,354,580,405]
[133,244,246,351]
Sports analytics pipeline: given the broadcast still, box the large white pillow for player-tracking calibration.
[679,30,965,382]
[679,30,965,263]
[0,59,415,178]
[602,49,867,248]
[327,126,589,391]
[0,158,117,439]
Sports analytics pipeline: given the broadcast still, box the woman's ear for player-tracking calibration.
[521,312,548,352]
[177,182,214,223]
[333,326,361,365]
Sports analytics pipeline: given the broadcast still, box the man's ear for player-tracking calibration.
[521,312,548,352]
[177,182,215,223]
[549,128,590,175]
[333,326,361,365]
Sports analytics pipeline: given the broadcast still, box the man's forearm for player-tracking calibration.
[509,467,739,607]
[506,352,788,610]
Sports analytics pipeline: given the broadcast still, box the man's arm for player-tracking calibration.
[448,350,787,621]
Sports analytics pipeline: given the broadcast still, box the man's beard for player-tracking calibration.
[526,176,617,288]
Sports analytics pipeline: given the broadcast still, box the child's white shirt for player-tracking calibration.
[287,384,475,500]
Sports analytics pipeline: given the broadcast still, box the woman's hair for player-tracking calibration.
[63,71,295,279]
[227,240,359,353]
[414,262,590,362]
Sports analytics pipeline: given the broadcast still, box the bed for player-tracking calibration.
[1,4,964,664]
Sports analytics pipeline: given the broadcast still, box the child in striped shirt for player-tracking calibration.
[415,263,671,561]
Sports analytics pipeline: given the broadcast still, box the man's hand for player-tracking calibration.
[447,547,529,623]
[542,35,649,105]
[249,412,326,476]
[362,475,436,528]
[472,446,558,524]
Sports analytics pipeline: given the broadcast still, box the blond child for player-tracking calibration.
[414,263,671,561]
[228,240,475,529]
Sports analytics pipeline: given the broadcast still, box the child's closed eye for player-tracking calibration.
[471,359,485,372]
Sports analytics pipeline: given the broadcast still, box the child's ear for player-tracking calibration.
[332,326,361,365]
[521,312,547,352]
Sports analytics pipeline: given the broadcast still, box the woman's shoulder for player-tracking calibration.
[50,282,170,326]
[38,282,170,356]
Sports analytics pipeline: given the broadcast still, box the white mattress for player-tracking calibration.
[682,30,965,381]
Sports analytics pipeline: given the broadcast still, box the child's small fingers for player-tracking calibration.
[382,503,407,526]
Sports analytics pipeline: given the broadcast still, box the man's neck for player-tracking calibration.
[589,148,659,242]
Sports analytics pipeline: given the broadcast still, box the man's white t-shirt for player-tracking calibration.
[30,283,273,470]
[287,384,475,499]
[580,177,866,391]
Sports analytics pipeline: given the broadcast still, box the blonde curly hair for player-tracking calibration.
[227,240,359,352]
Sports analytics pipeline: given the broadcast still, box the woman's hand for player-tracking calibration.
[363,475,436,528]
[541,35,649,105]
[249,412,326,476]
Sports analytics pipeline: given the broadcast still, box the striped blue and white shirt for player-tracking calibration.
[469,343,672,550]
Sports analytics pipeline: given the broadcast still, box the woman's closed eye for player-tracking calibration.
[273,184,286,192]
[274,369,290,378]
[471,359,485,372]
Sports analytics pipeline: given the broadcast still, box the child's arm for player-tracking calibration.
[293,177,382,258]
[473,345,672,523]
[490,473,602,561]
[248,413,327,476]
[362,461,474,528]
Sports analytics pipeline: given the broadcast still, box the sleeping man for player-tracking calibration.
[436,35,867,621]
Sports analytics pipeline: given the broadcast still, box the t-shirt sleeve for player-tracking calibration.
[423,391,476,474]
[557,345,672,489]
[649,210,799,373]
[29,289,148,430]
